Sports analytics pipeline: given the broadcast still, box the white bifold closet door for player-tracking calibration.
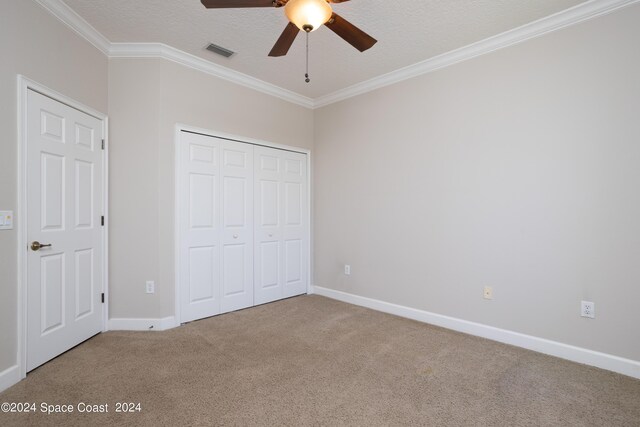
[179,132,254,322]
[179,131,307,323]
[254,146,308,304]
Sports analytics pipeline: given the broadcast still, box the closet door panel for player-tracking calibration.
[254,148,282,304]
[220,141,254,313]
[281,151,308,298]
[180,132,222,322]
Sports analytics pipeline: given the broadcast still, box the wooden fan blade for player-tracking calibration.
[328,0,350,3]
[324,13,377,52]
[269,22,299,57]
[201,0,274,8]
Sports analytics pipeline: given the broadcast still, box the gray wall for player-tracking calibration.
[0,0,108,373]
[108,58,314,319]
[313,4,640,362]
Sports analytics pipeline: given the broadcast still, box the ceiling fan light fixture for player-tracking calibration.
[285,0,332,33]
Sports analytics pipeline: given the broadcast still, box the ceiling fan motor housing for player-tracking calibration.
[285,0,332,32]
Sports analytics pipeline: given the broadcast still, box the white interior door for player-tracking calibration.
[26,89,104,371]
[254,146,308,304]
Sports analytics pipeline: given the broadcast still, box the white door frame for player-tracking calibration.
[16,75,109,379]
[174,124,312,325]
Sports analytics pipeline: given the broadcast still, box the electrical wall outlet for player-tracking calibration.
[581,301,595,318]
[344,265,351,275]
[483,286,493,300]
[146,281,155,294]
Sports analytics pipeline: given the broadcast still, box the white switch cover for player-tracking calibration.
[344,265,351,275]
[0,211,14,230]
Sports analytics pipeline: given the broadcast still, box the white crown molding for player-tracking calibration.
[109,43,315,108]
[312,286,640,379]
[32,0,313,108]
[313,0,640,108]
[33,0,640,108]
[34,0,110,54]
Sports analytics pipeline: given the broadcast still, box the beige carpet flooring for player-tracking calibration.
[1,295,639,426]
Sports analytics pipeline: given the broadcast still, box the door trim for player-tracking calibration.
[16,75,109,379]
[174,124,312,325]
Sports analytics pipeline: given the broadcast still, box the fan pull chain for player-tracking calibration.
[305,31,310,83]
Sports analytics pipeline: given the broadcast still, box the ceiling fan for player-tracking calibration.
[200,0,377,57]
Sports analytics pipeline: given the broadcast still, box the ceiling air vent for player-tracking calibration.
[206,43,235,58]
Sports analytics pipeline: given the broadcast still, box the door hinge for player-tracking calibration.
[101,216,104,226]
[101,293,105,303]
[101,139,105,150]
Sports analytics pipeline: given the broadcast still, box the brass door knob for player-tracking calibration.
[31,241,52,251]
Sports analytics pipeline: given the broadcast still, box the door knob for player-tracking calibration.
[268,233,273,237]
[233,234,239,239]
[31,241,52,251]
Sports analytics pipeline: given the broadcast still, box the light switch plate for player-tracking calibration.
[0,211,14,230]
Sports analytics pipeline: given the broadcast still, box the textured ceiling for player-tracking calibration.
[62,0,587,99]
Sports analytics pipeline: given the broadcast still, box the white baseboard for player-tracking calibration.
[108,316,178,332]
[312,286,640,379]
[0,364,21,393]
